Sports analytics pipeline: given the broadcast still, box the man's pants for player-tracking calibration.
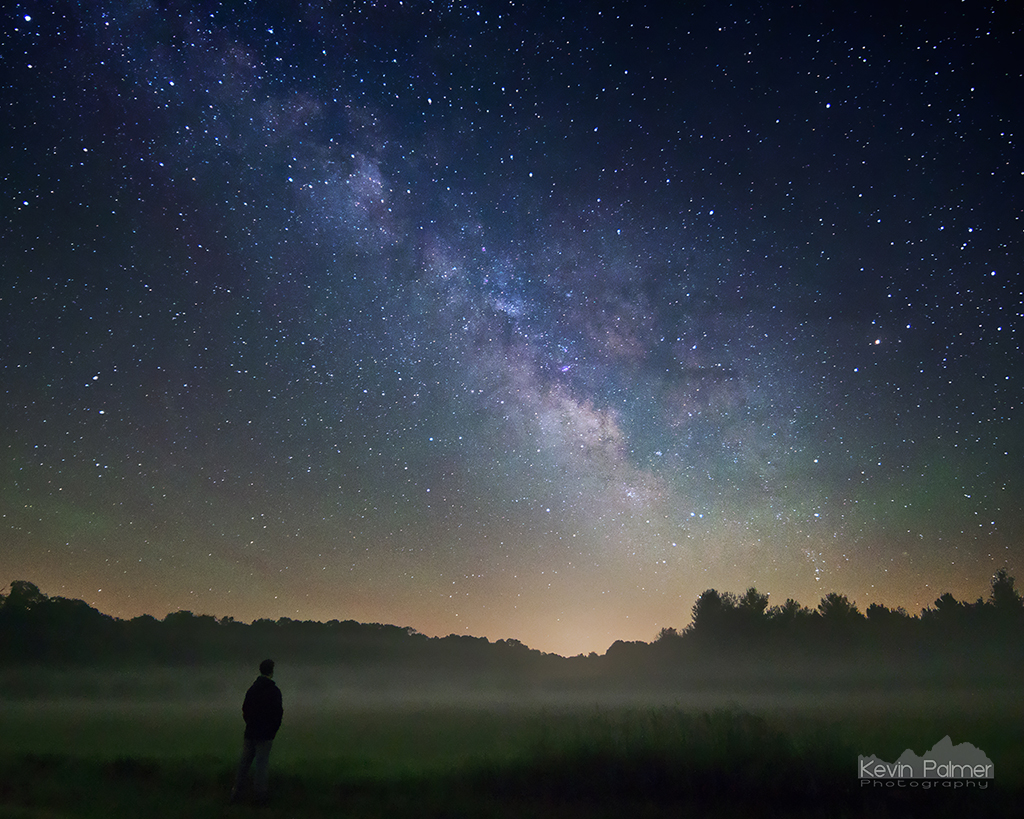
[233,737,273,800]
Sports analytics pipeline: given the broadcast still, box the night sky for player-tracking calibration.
[2,1,1021,656]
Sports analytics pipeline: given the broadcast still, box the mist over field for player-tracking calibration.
[2,657,1019,713]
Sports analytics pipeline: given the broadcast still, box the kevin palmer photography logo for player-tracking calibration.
[859,736,994,789]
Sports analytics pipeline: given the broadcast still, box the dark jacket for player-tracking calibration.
[242,674,283,741]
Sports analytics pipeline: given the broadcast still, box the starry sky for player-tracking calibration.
[2,1,1021,656]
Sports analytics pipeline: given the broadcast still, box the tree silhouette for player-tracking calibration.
[1,580,47,610]
[769,598,816,625]
[737,587,769,617]
[730,587,770,647]
[817,592,863,623]
[687,588,738,643]
[989,568,1023,612]
[813,593,865,652]
[930,591,965,619]
[864,603,912,624]
[863,603,915,658]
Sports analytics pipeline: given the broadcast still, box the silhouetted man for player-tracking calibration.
[231,658,283,804]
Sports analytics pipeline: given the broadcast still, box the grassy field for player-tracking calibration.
[1,679,1021,818]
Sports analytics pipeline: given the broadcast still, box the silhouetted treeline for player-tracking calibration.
[603,569,1024,686]
[2,573,1022,688]
[0,580,557,673]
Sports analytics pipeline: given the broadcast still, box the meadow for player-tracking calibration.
[1,666,1022,817]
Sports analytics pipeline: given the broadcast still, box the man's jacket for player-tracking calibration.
[242,674,283,741]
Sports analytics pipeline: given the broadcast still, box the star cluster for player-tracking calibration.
[1,1,1021,655]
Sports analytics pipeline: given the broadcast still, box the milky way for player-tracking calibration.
[2,2,1021,654]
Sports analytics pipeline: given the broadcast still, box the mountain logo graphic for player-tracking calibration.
[859,736,994,781]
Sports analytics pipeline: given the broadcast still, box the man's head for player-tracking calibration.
[259,658,275,677]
